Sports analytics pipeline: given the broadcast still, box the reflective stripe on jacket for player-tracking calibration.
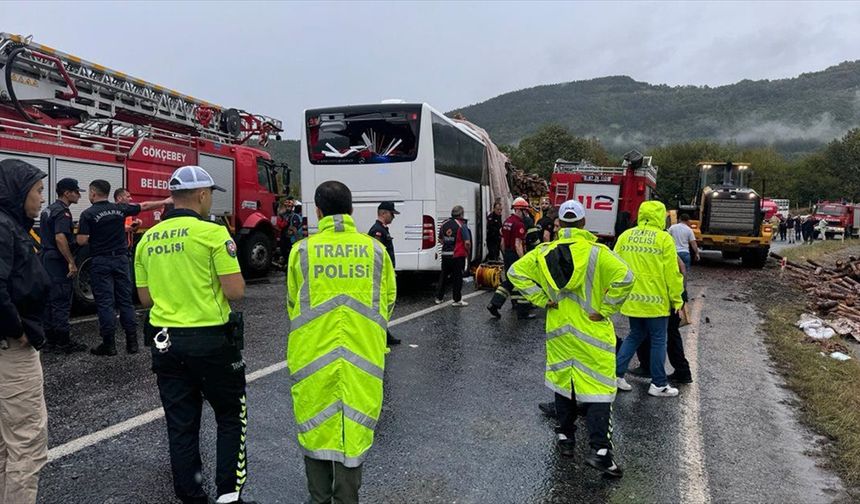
[286,214,397,467]
[613,201,684,317]
[509,227,634,402]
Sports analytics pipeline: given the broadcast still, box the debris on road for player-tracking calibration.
[829,351,852,361]
[773,251,860,350]
[797,314,835,340]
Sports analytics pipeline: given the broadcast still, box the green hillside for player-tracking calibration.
[453,61,860,157]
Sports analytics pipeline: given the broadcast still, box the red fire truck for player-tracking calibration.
[548,150,658,241]
[813,200,859,239]
[0,32,286,309]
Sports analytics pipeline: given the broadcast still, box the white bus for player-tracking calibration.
[300,102,489,271]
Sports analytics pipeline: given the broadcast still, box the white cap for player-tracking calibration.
[168,165,226,192]
[558,200,586,222]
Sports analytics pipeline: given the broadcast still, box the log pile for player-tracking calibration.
[509,167,548,198]
[772,251,860,343]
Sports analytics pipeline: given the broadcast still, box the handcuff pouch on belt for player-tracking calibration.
[143,310,245,352]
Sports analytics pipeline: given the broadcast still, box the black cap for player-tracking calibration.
[56,178,83,194]
[378,201,400,214]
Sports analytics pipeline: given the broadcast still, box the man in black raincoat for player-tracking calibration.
[0,158,51,503]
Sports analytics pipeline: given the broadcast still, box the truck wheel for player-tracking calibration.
[73,255,97,314]
[239,230,273,278]
[741,248,768,269]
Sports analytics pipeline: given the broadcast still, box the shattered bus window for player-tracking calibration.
[306,106,421,164]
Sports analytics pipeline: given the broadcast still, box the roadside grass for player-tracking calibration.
[778,239,860,263]
[761,282,860,489]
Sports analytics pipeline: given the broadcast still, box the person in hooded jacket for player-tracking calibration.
[614,201,685,398]
[0,158,51,504]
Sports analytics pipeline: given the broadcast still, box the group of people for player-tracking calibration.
[1,153,698,503]
[36,172,170,357]
[772,213,829,244]
[485,196,694,477]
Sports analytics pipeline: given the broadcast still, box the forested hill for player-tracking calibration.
[452,60,860,156]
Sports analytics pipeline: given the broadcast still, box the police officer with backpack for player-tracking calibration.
[435,205,472,306]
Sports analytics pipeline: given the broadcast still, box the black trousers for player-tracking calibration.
[554,393,612,452]
[152,344,248,503]
[635,310,691,379]
[437,256,465,302]
[41,253,73,344]
[489,250,529,315]
[91,255,137,347]
[485,240,500,262]
[304,457,362,504]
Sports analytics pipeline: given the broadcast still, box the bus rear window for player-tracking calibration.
[306,109,420,164]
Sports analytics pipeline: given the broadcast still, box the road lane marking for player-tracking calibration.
[679,290,711,504]
[48,289,491,462]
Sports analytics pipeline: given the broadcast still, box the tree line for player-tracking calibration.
[500,124,860,210]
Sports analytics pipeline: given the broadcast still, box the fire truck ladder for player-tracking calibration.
[0,32,282,145]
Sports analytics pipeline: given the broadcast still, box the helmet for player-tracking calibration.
[512,197,530,210]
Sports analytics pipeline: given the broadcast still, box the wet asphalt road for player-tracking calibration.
[37,258,850,503]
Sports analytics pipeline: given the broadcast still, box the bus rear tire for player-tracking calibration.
[240,230,273,278]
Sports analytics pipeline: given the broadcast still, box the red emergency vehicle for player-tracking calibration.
[548,150,658,241]
[0,32,286,308]
[813,200,859,239]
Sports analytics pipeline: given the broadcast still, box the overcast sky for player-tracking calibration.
[3,1,859,138]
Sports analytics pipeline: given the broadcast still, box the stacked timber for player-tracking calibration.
[772,251,860,342]
[509,167,548,198]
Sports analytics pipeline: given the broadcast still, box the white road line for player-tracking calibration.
[48,289,491,462]
[679,290,712,504]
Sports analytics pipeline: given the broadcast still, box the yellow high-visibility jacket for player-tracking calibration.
[286,214,396,467]
[614,201,684,318]
[509,227,634,402]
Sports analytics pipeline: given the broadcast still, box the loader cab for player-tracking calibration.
[700,161,751,191]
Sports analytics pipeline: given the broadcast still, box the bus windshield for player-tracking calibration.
[306,106,421,165]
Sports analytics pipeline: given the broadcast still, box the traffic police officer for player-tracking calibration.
[287,181,397,504]
[134,166,254,504]
[39,177,87,353]
[508,200,634,478]
[368,201,401,345]
[614,200,685,398]
[486,197,535,319]
[77,179,170,356]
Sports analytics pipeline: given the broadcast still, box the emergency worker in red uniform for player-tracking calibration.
[486,198,535,320]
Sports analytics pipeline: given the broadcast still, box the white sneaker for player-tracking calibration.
[434,298,443,305]
[616,377,632,391]
[648,383,679,397]
[452,301,469,307]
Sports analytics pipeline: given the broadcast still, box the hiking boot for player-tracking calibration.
[668,372,692,384]
[487,304,501,319]
[586,448,623,478]
[91,344,117,357]
[126,340,140,354]
[648,383,679,397]
[538,401,557,418]
[556,433,576,458]
[616,377,633,391]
